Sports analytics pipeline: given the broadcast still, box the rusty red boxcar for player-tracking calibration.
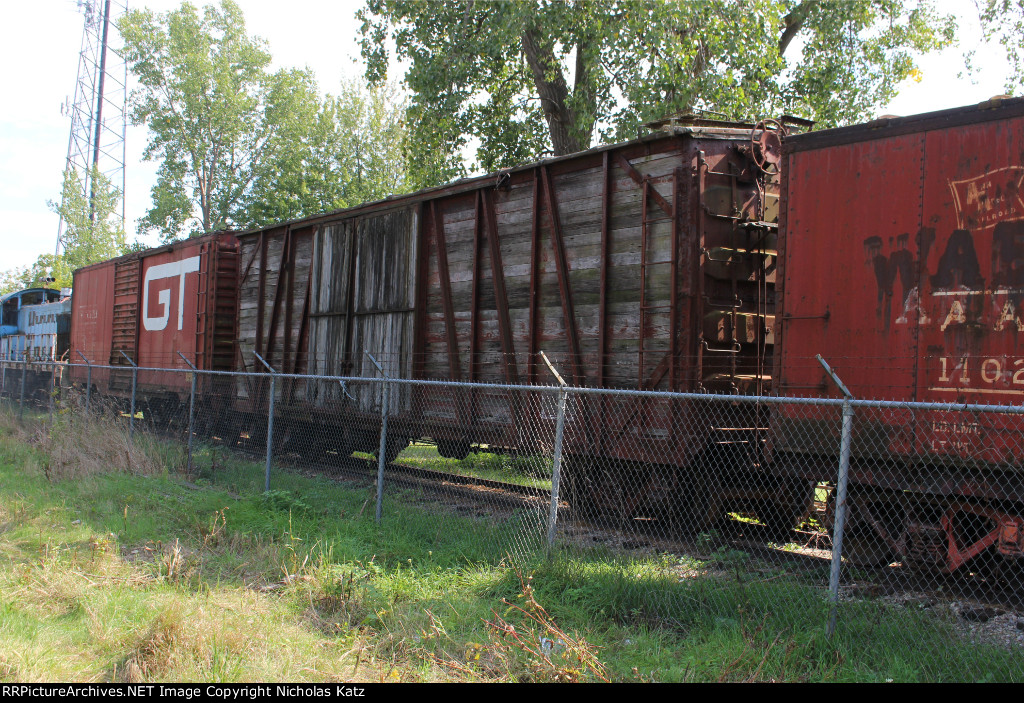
[776,97,1024,570]
[70,232,239,409]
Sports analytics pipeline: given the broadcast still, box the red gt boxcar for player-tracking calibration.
[776,97,1024,570]
[70,232,239,403]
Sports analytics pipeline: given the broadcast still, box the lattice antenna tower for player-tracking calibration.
[56,0,129,256]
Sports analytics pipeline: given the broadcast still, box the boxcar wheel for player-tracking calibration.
[561,457,595,520]
[679,470,723,535]
[837,531,895,568]
[586,461,641,521]
[757,478,816,541]
[825,490,897,568]
[384,436,409,466]
[437,439,470,460]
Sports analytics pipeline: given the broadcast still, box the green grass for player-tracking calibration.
[392,442,553,490]
[0,402,1019,682]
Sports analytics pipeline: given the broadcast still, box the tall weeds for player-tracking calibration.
[1,401,176,480]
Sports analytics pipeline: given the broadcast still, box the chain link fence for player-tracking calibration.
[1,355,1022,680]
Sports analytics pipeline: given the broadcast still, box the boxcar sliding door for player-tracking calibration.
[308,207,418,414]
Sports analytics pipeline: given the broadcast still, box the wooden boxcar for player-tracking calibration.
[235,120,794,523]
[70,232,239,410]
[776,96,1024,570]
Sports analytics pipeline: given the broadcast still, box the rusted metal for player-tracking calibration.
[470,191,482,386]
[696,151,708,391]
[615,152,672,216]
[282,229,296,396]
[778,98,1024,459]
[777,96,1024,573]
[639,174,649,388]
[598,151,611,450]
[412,202,430,381]
[481,189,520,385]
[998,517,1024,558]
[670,167,681,390]
[431,200,462,382]
[255,231,267,359]
[343,220,358,376]
[528,170,541,386]
[540,165,585,388]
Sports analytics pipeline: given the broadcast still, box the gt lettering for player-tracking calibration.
[142,257,200,332]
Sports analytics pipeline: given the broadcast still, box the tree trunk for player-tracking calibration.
[779,3,811,57]
[522,27,585,156]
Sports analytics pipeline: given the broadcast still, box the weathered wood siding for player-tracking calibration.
[420,141,689,396]
[230,127,774,463]
[306,207,418,414]
[235,225,315,404]
[416,131,776,459]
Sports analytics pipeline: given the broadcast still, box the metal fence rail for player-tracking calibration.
[1,355,1022,680]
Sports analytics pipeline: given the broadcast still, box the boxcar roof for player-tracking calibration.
[783,96,1024,154]
[232,123,756,240]
[0,288,60,305]
[71,230,232,276]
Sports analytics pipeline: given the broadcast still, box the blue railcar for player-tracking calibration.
[0,288,71,404]
[0,288,70,361]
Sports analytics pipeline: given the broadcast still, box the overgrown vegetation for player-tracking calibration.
[0,403,1017,682]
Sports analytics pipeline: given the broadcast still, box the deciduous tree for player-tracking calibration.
[119,0,289,239]
[243,80,411,226]
[976,0,1024,92]
[359,0,955,180]
[1,167,127,293]
[121,1,411,241]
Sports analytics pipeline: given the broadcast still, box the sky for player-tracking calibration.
[0,0,1013,273]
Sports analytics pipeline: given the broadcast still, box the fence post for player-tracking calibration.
[19,353,27,420]
[541,351,569,548]
[120,351,138,441]
[177,352,198,474]
[50,361,61,422]
[254,353,276,493]
[76,351,92,413]
[365,351,389,524]
[48,361,55,422]
[817,355,854,639]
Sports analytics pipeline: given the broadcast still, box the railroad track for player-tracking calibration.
[252,447,555,512]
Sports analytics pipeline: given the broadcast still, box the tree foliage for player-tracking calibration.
[120,0,410,242]
[359,0,956,179]
[243,80,411,226]
[52,167,129,274]
[976,0,1024,93]
[0,167,127,295]
[119,0,279,238]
